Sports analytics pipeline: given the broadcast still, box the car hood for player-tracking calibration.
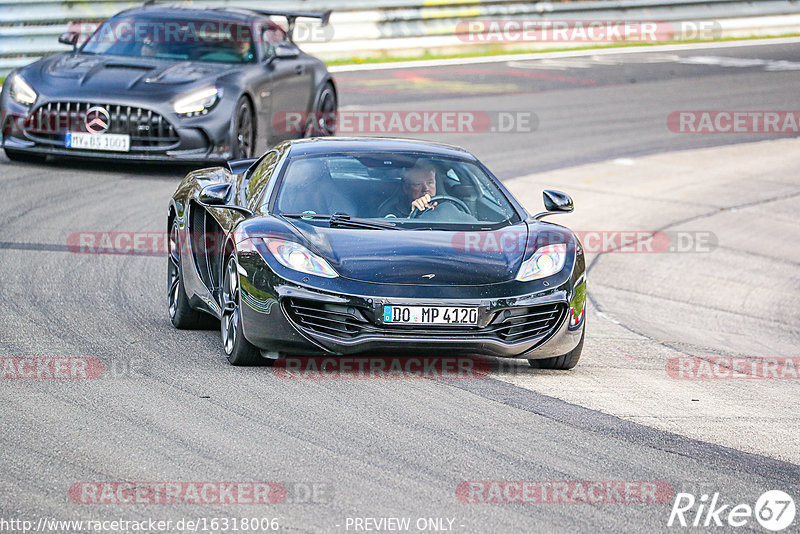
[288,221,530,286]
[33,53,233,92]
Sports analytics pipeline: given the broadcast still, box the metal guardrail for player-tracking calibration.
[2,0,800,76]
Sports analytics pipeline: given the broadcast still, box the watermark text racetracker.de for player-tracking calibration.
[667,357,800,380]
[64,230,717,256]
[274,110,537,135]
[67,19,334,44]
[0,357,103,379]
[273,356,491,379]
[456,20,721,43]
[456,480,674,503]
[668,111,800,133]
[452,230,717,254]
[67,231,168,256]
[68,481,332,505]
[0,110,538,137]
[1,356,148,380]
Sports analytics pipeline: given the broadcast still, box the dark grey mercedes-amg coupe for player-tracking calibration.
[0,5,336,163]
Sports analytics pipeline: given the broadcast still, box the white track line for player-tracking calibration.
[328,36,800,72]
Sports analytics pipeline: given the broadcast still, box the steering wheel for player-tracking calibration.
[409,195,471,218]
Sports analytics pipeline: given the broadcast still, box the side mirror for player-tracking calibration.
[273,43,299,60]
[59,32,79,50]
[533,190,574,220]
[198,183,232,205]
[196,183,254,217]
[543,190,573,213]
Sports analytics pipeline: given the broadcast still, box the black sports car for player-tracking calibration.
[167,137,587,369]
[1,6,336,163]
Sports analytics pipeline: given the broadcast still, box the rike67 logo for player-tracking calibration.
[668,490,796,531]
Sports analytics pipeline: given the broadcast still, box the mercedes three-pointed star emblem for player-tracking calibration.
[84,106,110,134]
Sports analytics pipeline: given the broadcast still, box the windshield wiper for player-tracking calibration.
[281,213,332,219]
[330,213,400,230]
[281,213,400,230]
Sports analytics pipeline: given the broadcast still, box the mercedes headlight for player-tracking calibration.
[9,74,37,106]
[260,239,338,279]
[516,243,567,281]
[173,87,222,116]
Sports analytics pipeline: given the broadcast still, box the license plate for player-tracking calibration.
[383,306,478,325]
[66,132,130,152]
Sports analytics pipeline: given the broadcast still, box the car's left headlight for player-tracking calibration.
[9,74,37,106]
[260,238,338,279]
[516,243,567,281]
[173,87,223,116]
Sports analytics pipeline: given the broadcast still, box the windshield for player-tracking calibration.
[273,152,521,229]
[81,17,256,63]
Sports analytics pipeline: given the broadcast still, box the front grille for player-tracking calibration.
[24,102,180,151]
[284,298,566,344]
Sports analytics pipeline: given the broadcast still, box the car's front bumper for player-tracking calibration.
[1,91,234,163]
[1,137,228,163]
[236,256,586,360]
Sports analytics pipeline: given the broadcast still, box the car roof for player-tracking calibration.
[285,137,475,160]
[114,6,265,23]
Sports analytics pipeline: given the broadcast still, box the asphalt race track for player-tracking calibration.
[1,40,799,533]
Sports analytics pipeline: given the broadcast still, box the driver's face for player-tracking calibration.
[235,39,251,55]
[403,170,436,201]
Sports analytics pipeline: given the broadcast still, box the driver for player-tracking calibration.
[232,26,255,62]
[380,160,439,218]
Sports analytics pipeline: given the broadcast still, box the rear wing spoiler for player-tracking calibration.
[254,10,332,42]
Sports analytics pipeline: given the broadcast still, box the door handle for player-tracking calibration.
[295,65,304,75]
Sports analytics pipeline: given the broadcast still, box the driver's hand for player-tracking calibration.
[411,194,437,213]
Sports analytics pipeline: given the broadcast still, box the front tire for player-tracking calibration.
[529,328,584,370]
[221,254,267,366]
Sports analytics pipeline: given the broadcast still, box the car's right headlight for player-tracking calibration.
[260,238,338,279]
[9,74,37,106]
[173,87,223,116]
[516,243,567,281]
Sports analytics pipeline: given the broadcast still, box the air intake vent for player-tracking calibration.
[284,299,368,339]
[489,303,566,343]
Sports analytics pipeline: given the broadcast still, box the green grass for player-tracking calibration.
[325,33,800,67]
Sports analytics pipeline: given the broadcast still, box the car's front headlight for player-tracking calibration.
[173,87,222,116]
[260,238,338,279]
[9,74,37,105]
[516,243,567,281]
